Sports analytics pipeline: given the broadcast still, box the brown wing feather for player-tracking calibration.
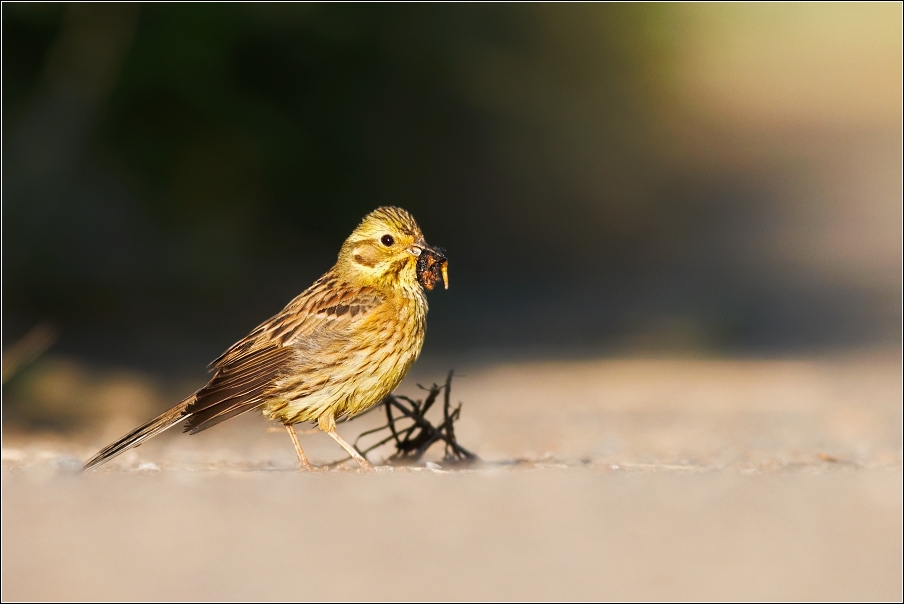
[183,273,384,433]
[184,346,294,433]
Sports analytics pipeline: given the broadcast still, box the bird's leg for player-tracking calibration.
[326,429,374,470]
[284,424,315,471]
[318,413,374,470]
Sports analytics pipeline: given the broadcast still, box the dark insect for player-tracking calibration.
[416,246,448,291]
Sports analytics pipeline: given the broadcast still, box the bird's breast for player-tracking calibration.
[266,292,428,424]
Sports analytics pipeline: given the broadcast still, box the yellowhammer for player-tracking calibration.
[83,206,447,471]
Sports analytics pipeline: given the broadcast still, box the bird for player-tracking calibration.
[83,206,448,471]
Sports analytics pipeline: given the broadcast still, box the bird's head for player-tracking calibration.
[337,206,448,294]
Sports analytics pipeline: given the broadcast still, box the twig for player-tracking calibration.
[2,323,57,383]
[328,370,477,467]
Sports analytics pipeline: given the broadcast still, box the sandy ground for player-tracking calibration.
[2,354,902,600]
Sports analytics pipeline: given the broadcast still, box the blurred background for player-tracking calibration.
[3,3,901,432]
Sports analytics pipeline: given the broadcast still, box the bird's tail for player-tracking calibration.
[82,398,193,471]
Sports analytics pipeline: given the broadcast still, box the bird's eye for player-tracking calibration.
[380,234,395,247]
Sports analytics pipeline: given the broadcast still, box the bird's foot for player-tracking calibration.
[296,462,329,472]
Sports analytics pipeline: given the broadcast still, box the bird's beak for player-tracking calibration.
[413,242,448,291]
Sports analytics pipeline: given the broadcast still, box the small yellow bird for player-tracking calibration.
[83,206,448,471]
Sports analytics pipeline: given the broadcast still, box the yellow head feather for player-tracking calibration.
[337,207,426,292]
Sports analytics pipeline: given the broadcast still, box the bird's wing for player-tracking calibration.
[183,276,385,433]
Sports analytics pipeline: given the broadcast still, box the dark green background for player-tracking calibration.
[3,4,900,375]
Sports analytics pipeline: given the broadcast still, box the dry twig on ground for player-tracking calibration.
[331,370,477,467]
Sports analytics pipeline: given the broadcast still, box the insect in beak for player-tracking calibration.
[414,243,448,291]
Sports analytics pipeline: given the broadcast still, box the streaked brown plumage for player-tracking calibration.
[83,206,447,471]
